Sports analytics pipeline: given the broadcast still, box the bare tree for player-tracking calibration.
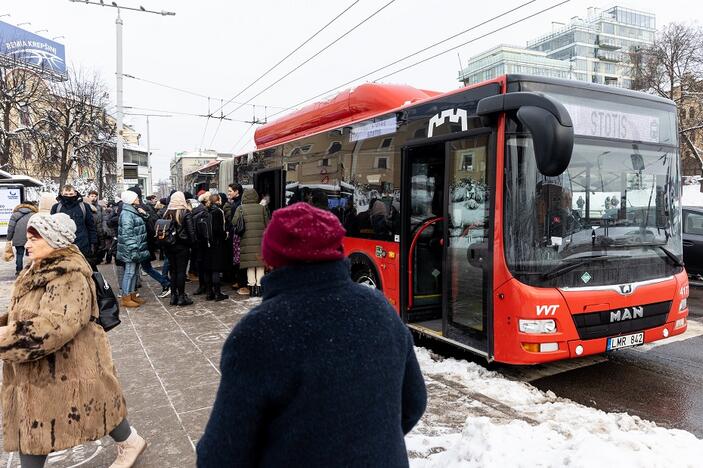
[30,68,116,189]
[0,63,48,171]
[631,22,703,176]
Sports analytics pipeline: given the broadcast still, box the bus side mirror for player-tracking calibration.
[477,92,574,177]
[516,106,574,177]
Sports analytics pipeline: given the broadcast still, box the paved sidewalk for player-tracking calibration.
[0,249,258,467]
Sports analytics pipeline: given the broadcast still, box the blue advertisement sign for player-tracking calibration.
[0,20,66,75]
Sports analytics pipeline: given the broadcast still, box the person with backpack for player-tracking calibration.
[197,203,427,467]
[6,201,37,275]
[207,194,229,301]
[50,185,97,268]
[162,191,196,306]
[191,193,213,296]
[0,212,146,468]
[116,191,151,309]
[232,188,269,297]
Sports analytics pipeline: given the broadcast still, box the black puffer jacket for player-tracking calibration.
[50,195,97,256]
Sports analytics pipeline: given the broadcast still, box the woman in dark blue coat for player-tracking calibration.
[197,203,427,468]
[116,190,150,308]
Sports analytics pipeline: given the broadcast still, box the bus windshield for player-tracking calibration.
[504,86,682,288]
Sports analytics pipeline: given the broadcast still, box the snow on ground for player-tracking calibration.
[406,347,703,468]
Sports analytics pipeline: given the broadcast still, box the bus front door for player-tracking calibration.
[403,134,492,357]
[253,168,285,212]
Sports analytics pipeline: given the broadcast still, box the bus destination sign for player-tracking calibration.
[564,103,659,143]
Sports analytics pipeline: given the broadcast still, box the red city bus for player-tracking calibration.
[231,74,689,364]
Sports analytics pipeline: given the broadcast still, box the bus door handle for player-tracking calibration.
[683,241,694,247]
[467,243,487,269]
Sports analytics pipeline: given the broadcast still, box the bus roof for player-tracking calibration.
[251,74,673,152]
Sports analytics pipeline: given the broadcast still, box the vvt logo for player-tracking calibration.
[428,108,468,137]
[536,304,559,316]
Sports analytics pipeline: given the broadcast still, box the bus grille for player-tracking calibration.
[572,301,672,340]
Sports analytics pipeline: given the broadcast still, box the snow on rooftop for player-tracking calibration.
[406,347,703,467]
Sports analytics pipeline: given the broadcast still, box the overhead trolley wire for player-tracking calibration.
[221,0,398,120]
[210,0,361,117]
[266,0,569,120]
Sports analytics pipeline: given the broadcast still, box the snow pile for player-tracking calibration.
[407,348,703,468]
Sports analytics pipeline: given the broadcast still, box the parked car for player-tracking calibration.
[682,206,703,278]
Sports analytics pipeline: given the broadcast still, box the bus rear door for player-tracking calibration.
[402,131,494,358]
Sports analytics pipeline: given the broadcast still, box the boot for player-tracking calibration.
[177,294,193,306]
[110,427,147,468]
[169,292,179,306]
[206,289,216,301]
[214,284,228,302]
[121,295,140,308]
[237,287,250,296]
[130,293,146,305]
[193,286,206,296]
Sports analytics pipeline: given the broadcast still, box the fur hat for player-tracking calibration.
[27,213,77,249]
[262,203,346,268]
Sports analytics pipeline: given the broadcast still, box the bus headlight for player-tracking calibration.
[519,319,557,334]
[679,298,687,311]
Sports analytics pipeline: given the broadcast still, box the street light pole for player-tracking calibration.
[66,0,175,194]
[116,8,124,193]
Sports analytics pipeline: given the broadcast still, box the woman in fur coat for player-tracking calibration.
[0,213,146,468]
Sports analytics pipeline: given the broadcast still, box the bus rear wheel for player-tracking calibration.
[351,262,380,290]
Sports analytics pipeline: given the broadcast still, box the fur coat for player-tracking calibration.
[0,245,127,455]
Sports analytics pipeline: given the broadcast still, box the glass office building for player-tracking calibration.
[458,6,656,89]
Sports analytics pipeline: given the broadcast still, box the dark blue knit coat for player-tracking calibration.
[197,260,427,468]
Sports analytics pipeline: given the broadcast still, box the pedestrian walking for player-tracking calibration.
[207,194,229,301]
[116,191,151,309]
[6,202,37,275]
[163,191,196,306]
[231,188,269,297]
[0,213,146,468]
[50,185,97,268]
[197,203,427,468]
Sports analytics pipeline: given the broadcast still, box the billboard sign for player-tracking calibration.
[0,186,22,236]
[0,20,66,75]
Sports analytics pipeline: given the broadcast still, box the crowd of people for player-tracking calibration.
[1,185,428,468]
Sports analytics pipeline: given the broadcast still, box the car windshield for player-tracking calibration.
[503,86,683,288]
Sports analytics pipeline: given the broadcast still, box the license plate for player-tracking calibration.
[607,332,644,350]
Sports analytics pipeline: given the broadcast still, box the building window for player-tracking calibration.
[19,105,30,126]
[380,137,393,149]
[319,158,330,167]
[328,141,342,154]
[462,152,474,171]
[287,162,298,171]
[374,157,388,169]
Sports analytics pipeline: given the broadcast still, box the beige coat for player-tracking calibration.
[0,246,127,455]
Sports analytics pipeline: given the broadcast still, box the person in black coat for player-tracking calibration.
[162,191,197,306]
[206,194,229,301]
[50,185,97,265]
[191,194,212,296]
[197,203,427,468]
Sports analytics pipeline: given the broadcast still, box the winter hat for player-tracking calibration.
[167,191,190,211]
[262,203,346,268]
[27,213,77,249]
[38,192,57,215]
[121,190,138,205]
[128,185,143,199]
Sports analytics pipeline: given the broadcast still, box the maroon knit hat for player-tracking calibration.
[262,202,346,268]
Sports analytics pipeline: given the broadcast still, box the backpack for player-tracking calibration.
[194,210,211,245]
[90,271,120,331]
[154,218,177,246]
[57,201,87,220]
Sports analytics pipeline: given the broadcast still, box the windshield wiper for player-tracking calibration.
[639,243,685,267]
[540,254,610,281]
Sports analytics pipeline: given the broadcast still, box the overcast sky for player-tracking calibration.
[2,0,700,187]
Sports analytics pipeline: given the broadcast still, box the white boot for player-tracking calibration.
[110,427,147,468]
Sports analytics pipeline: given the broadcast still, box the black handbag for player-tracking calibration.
[234,207,246,236]
[91,271,121,331]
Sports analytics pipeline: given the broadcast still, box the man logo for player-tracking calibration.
[618,284,633,295]
[610,306,644,323]
[428,108,468,137]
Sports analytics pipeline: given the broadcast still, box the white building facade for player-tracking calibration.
[459,6,656,89]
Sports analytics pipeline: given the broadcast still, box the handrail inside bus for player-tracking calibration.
[408,217,444,310]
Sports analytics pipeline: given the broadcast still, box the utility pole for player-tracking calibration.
[67,0,175,194]
[125,112,172,194]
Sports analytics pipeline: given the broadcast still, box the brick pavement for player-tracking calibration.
[0,247,260,467]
